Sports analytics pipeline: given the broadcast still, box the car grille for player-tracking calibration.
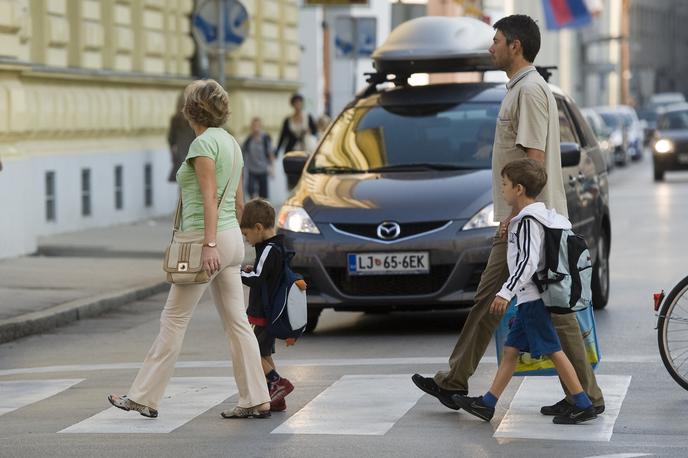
[331,221,450,241]
[326,265,454,296]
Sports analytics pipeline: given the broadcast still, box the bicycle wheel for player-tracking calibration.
[658,275,688,390]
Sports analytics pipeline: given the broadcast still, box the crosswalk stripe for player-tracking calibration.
[271,374,424,436]
[493,375,632,442]
[0,379,84,416]
[59,377,237,434]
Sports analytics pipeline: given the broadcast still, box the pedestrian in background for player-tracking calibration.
[167,92,196,182]
[108,79,271,420]
[242,117,274,199]
[411,14,605,418]
[240,199,300,412]
[274,94,317,156]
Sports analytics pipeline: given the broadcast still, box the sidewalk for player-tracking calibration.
[0,216,261,344]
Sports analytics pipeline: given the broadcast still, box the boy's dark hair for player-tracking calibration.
[240,198,275,229]
[501,158,547,198]
[493,15,541,63]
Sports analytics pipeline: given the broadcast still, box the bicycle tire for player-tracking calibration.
[657,275,688,390]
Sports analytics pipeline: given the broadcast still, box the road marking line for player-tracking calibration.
[271,374,424,436]
[584,454,653,458]
[493,374,632,442]
[0,379,83,416]
[59,377,236,434]
[0,355,660,376]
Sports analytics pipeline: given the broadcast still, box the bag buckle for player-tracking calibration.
[178,262,189,272]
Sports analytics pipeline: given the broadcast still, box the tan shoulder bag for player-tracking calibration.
[163,177,233,285]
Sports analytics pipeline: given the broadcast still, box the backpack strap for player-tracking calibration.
[259,242,290,307]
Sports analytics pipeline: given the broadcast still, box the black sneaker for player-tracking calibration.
[411,374,467,411]
[541,398,605,416]
[553,405,597,424]
[451,395,494,422]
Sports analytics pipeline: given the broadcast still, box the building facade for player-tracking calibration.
[0,0,300,259]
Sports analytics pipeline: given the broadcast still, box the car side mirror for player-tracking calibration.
[283,151,309,189]
[560,142,581,167]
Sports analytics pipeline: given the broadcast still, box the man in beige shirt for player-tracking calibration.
[412,14,605,417]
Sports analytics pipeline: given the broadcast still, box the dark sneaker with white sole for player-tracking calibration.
[411,374,467,411]
[552,405,597,424]
[541,398,605,416]
[107,394,158,418]
[451,395,495,421]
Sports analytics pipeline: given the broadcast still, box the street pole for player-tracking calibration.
[217,0,226,87]
[620,0,631,105]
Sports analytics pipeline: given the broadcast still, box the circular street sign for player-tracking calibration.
[192,0,250,53]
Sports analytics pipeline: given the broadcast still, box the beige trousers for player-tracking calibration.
[434,235,604,407]
[127,227,270,410]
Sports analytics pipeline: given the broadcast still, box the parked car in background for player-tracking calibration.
[637,107,658,147]
[594,106,644,162]
[279,17,612,332]
[593,109,629,166]
[582,108,615,171]
[652,103,688,181]
[649,92,686,110]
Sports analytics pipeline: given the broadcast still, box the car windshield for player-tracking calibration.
[658,110,688,130]
[308,102,499,173]
[599,113,622,129]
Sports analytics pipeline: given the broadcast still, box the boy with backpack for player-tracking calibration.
[452,158,597,425]
[240,199,304,412]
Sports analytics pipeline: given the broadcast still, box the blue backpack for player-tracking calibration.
[260,244,308,339]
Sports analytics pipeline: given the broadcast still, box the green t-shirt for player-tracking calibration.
[176,127,244,232]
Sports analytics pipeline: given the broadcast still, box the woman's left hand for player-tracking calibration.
[202,246,221,277]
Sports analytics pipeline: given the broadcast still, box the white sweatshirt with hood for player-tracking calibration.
[496,202,572,305]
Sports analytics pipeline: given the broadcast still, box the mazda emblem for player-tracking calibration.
[377,221,401,240]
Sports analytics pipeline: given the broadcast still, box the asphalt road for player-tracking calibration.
[2,158,688,458]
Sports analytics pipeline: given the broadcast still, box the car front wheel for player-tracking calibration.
[305,308,323,333]
[654,166,665,182]
[592,232,610,309]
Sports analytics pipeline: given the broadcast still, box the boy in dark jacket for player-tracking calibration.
[240,199,295,412]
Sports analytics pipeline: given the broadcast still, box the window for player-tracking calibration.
[45,171,56,222]
[81,168,91,216]
[555,98,579,144]
[144,163,153,207]
[114,165,123,210]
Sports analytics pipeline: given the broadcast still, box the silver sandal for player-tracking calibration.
[108,394,158,418]
[220,406,271,419]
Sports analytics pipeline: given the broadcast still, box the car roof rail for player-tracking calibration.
[536,66,557,83]
[354,65,559,102]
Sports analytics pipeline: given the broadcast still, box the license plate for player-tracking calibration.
[347,252,430,276]
[678,154,688,164]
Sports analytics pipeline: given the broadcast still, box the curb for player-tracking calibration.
[0,281,170,344]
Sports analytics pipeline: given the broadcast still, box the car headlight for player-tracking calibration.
[277,205,320,234]
[654,139,674,154]
[462,203,500,231]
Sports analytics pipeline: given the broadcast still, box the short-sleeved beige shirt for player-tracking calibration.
[491,66,568,221]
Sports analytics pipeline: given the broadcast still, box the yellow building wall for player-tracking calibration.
[0,0,300,154]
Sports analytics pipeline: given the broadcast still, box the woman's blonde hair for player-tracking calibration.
[182,79,230,127]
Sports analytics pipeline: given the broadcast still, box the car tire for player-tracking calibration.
[654,167,665,182]
[592,231,610,310]
[305,308,322,334]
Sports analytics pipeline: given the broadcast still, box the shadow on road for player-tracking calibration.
[312,309,471,337]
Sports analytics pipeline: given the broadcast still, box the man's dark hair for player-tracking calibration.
[241,198,275,229]
[501,158,547,198]
[493,15,541,63]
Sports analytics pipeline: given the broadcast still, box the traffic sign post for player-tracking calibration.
[192,0,250,86]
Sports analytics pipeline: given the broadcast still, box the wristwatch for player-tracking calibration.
[203,241,217,248]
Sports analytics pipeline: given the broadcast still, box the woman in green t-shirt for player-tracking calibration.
[108,80,271,419]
